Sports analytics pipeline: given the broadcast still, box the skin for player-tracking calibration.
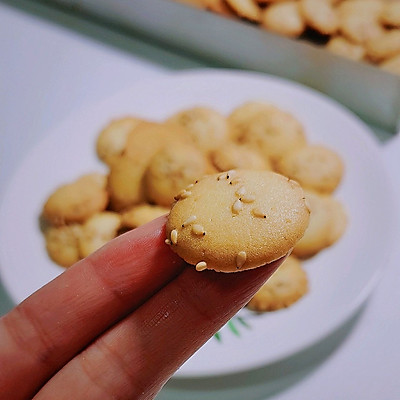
[0,216,283,400]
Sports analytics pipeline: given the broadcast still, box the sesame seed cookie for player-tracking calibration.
[42,173,109,226]
[275,145,344,194]
[365,30,400,62]
[145,142,209,207]
[210,142,272,172]
[166,170,310,273]
[107,156,147,211]
[78,211,122,258]
[246,256,308,311]
[261,1,306,38]
[229,102,307,164]
[96,116,142,165]
[224,0,262,22]
[121,204,170,230]
[45,224,82,268]
[326,36,366,61]
[166,106,230,154]
[300,0,339,36]
[292,190,335,258]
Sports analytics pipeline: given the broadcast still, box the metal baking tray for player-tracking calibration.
[47,0,400,133]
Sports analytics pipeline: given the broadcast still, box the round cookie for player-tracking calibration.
[365,30,400,62]
[300,0,339,35]
[107,156,147,211]
[210,142,272,172]
[275,145,344,194]
[121,204,170,229]
[145,142,209,207]
[96,116,142,165]
[246,256,308,311]
[45,224,82,268]
[166,106,230,154]
[78,211,122,258]
[326,36,366,61]
[381,1,400,28]
[261,1,306,38]
[42,173,109,226]
[292,190,333,258]
[229,102,307,164]
[325,196,348,246]
[166,170,310,273]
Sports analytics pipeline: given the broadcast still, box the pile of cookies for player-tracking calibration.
[176,0,400,76]
[41,101,347,312]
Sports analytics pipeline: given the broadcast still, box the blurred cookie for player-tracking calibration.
[45,224,82,268]
[107,156,147,211]
[166,106,230,154]
[78,212,122,258]
[145,142,208,207]
[381,1,400,28]
[166,170,310,272]
[380,54,400,75]
[229,102,307,164]
[121,204,170,230]
[42,173,109,226]
[292,190,334,258]
[275,145,344,194]
[96,116,142,165]
[325,196,348,246]
[224,0,262,22]
[261,1,306,38]
[300,0,339,35]
[124,121,190,165]
[366,30,400,62]
[246,256,308,311]
[326,36,366,61]
[210,142,271,172]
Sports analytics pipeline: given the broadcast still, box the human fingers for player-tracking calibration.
[0,216,185,400]
[34,257,283,400]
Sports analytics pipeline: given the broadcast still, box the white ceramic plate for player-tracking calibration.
[0,69,396,378]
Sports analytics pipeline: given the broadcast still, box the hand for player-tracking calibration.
[0,216,283,400]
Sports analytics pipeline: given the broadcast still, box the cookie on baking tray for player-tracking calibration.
[165,170,310,273]
[246,256,308,311]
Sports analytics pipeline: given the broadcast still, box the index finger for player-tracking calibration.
[0,216,185,400]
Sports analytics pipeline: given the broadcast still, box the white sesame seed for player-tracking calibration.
[240,194,256,203]
[186,183,194,190]
[182,215,197,227]
[230,177,243,185]
[226,170,236,179]
[180,190,192,199]
[232,199,243,214]
[252,208,267,218]
[236,186,246,196]
[192,224,205,235]
[170,229,178,244]
[195,261,207,271]
[236,251,247,269]
[217,172,227,181]
[164,238,171,245]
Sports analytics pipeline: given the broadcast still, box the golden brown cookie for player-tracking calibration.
[45,224,82,268]
[326,36,366,61]
[210,142,272,172]
[224,0,262,22]
[121,204,170,230]
[300,0,339,35]
[229,102,307,164]
[381,1,400,28]
[366,30,400,62]
[78,212,122,258]
[124,121,191,165]
[246,256,308,311]
[145,142,209,207]
[42,173,109,226]
[96,116,142,165]
[338,0,385,44]
[275,145,344,194]
[166,170,310,273]
[292,190,334,258]
[261,1,306,38]
[107,156,147,211]
[380,53,400,75]
[325,196,348,246]
[166,106,230,154]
